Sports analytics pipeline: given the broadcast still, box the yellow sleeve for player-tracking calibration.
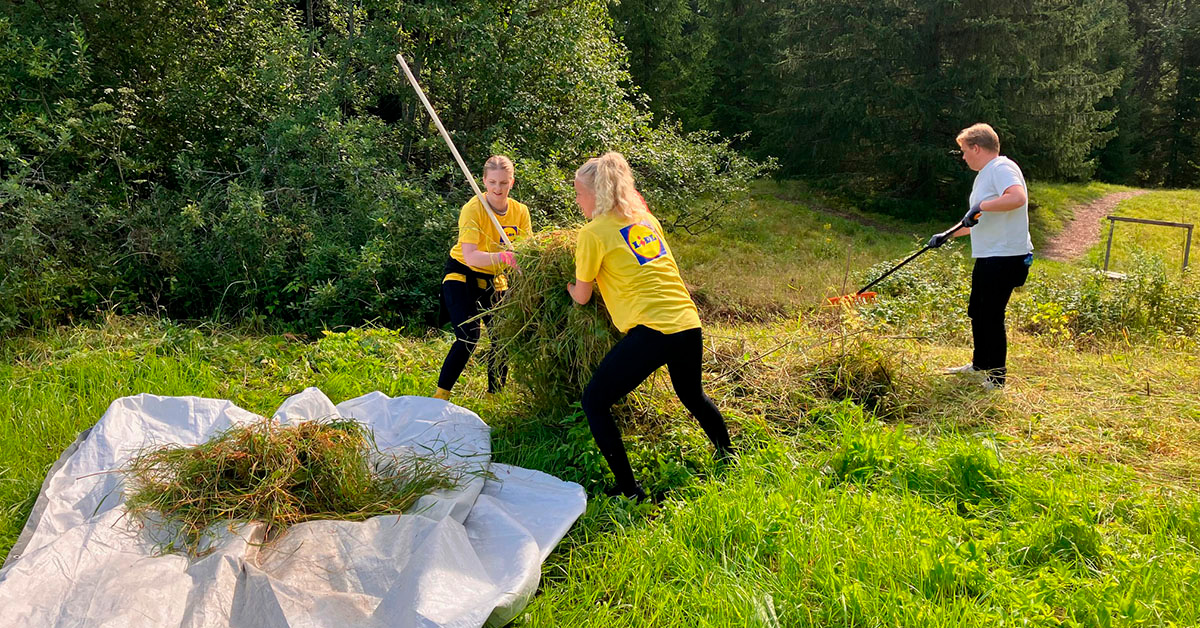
[647,213,670,254]
[457,201,484,245]
[575,229,603,283]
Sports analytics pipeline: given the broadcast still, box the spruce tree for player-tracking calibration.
[767,0,1124,206]
[1165,0,1200,187]
[609,0,716,130]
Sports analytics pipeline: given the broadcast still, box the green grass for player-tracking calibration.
[673,180,941,318]
[1082,189,1200,276]
[4,318,1200,626]
[525,427,1200,626]
[4,182,1200,626]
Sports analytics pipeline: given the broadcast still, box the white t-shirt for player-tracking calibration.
[968,156,1034,258]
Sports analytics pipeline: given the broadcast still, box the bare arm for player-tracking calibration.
[949,185,1026,238]
[461,242,506,268]
[981,185,1027,213]
[567,280,594,305]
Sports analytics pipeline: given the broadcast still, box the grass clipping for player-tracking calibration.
[123,418,458,555]
[490,229,622,408]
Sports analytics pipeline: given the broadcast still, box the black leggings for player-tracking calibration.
[968,254,1031,385]
[581,325,732,493]
[437,278,507,392]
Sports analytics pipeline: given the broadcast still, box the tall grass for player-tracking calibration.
[4,184,1200,627]
[520,417,1200,626]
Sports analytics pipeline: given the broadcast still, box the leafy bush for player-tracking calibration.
[856,243,972,340]
[1014,254,1200,343]
[0,1,767,336]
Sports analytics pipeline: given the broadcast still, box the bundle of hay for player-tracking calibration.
[490,229,622,408]
[123,418,457,554]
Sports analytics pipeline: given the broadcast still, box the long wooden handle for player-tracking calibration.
[395,52,514,250]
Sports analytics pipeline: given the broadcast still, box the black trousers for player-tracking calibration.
[967,254,1031,385]
[437,270,507,393]
[581,325,733,493]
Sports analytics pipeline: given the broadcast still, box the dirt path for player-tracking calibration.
[1040,190,1148,261]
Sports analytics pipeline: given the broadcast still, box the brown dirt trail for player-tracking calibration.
[1040,190,1148,261]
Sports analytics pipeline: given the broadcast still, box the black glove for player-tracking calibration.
[928,232,950,248]
[961,203,983,227]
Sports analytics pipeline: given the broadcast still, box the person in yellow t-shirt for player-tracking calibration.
[566,151,734,501]
[434,155,531,400]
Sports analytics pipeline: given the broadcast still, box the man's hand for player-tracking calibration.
[928,232,950,248]
[961,203,983,227]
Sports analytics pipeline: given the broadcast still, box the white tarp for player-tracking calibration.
[0,388,585,627]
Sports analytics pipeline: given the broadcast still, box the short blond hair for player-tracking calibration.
[956,123,1000,152]
[574,152,647,221]
[483,154,514,176]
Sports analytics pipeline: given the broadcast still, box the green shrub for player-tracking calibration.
[1016,254,1200,342]
[856,243,972,339]
[0,1,767,337]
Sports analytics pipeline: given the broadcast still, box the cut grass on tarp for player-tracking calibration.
[490,229,622,409]
[123,418,458,555]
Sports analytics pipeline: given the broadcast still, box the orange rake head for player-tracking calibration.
[825,291,877,306]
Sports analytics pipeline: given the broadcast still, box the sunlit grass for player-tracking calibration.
[673,180,940,318]
[1084,189,1200,276]
[3,182,1199,626]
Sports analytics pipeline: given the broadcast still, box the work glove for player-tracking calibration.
[961,203,983,227]
[927,232,950,248]
[497,251,520,271]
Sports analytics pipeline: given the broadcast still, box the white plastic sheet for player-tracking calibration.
[0,388,585,627]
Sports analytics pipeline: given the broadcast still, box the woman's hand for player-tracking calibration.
[462,242,519,272]
[567,280,594,305]
[497,251,519,271]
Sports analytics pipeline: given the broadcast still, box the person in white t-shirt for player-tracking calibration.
[927,123,1033,389]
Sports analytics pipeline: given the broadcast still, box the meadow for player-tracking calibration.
[2,182,1199,627]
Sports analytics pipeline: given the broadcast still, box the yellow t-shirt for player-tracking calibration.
[574,212,700,334]
[448,196,531,291]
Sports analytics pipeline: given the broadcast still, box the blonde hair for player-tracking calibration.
[483,154,514,176]
[574,151,646,220]
[956,123,1000,153]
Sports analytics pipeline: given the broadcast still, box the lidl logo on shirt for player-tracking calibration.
[621,221,667,265]
[503,225,519,239]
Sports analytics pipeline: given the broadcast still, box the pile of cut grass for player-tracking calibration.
[490,229,621,408]
[123,418,457,554]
